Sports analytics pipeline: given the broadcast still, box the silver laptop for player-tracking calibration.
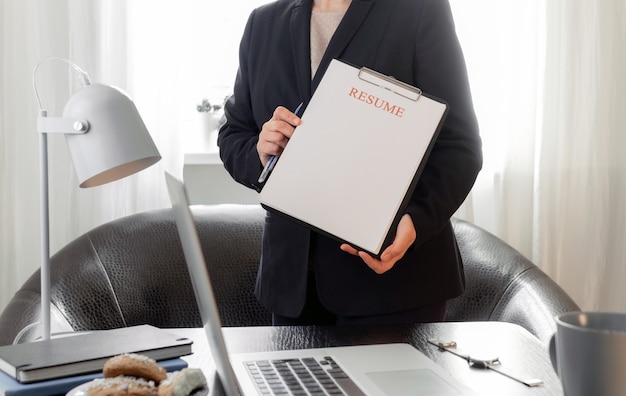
[164,171,477,396]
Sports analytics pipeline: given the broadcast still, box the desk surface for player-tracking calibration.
[175,321,563,396]
[183,152,259,205]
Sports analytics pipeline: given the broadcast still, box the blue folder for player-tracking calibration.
[0,358,187,396]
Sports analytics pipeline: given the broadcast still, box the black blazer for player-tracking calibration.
[219,0,482,317]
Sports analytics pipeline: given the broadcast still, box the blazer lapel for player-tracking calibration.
[290,0,313,101]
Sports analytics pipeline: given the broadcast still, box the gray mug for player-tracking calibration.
[549,312,626,396]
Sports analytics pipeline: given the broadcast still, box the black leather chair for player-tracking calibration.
[445,218,580,343]
[0,205,579,346]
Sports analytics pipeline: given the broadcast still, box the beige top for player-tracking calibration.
[310,10,346,78]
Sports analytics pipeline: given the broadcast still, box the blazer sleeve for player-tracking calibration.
[403,0,482,246]
[217,9,266,193]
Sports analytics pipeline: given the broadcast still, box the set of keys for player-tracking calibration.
[427,339,544,387]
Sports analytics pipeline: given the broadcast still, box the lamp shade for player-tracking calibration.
[63,83,161,187]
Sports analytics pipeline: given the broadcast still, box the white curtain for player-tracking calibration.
[452,0,626,311]
[0,0,171,311]
[536,1,626,310]
[0,0,265,313]
[1,0,626,314]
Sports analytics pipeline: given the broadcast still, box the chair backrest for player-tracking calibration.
[0,205,578,346]
[446,218,580,343]
[0,205,270,346]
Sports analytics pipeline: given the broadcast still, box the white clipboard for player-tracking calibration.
[260,59,448,257]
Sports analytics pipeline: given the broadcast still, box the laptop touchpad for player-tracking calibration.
[366,369,463,395]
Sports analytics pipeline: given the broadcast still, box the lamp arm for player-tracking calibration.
[37,112,90,134]
[32,57,91,110]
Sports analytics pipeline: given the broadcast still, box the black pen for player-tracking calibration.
[258,102,304,183]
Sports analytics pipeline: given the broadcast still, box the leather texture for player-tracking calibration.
[0,205,579,346]
[445,218,580,343]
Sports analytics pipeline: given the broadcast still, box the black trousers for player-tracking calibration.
[272,270,447,326]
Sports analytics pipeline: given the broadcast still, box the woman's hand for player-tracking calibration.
[340,214,416,274]
[257,106,302,166]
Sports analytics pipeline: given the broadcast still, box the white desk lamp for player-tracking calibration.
[32,57,161,341]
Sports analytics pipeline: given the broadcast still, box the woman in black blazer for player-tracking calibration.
[219,0,482,325]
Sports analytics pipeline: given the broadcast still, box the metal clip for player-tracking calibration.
[357,67,422,101]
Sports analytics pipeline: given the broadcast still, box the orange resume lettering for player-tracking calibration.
[347,87,405,118]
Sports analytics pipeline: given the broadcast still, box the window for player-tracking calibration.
[126,1,273,153]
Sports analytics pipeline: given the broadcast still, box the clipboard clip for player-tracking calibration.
[358,67,422,102]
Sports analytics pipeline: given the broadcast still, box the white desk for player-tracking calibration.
[183,152,259,205]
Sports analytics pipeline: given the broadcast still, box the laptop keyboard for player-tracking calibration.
[244,356,365,395]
